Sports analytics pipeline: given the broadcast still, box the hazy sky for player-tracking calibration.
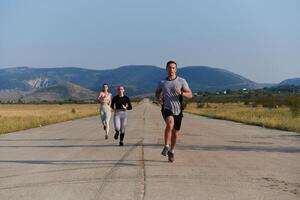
[1,0,299,83]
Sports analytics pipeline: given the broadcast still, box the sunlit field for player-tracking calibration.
[0,104,99,134]
[185,103,300,133]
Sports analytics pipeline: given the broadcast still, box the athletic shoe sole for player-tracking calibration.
[167,151,174,162]
[161,146,169,156]
[114,133,119,140]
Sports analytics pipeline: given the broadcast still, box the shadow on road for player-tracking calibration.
[144,143,300,153]
[0,159,139,166]
[1,143,299,153]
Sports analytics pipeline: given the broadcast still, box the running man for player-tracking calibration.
[111,85,132,146]
[155,60,193,162]
[98,83,112,139]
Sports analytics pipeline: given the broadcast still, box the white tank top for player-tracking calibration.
[99,92,112,105]
[103,94,111,104]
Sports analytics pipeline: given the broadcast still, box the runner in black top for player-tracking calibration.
[111,85,132,146]
[111,96,132,110]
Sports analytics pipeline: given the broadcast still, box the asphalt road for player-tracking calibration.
[0,100,299,200]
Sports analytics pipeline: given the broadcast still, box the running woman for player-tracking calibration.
[98,83,112,139]
[155,60,193,162]
[111,85,132,146]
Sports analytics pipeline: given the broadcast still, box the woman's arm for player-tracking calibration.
[126,97,132,110]
[110,96,115,110]
[108,93,112,106]
[98,92,103,103]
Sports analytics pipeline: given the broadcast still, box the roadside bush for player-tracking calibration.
[252,102,258,108]
[197,103,205,108]
[244,101,250,106]
[255,96,280,109]
[286,96,300,117]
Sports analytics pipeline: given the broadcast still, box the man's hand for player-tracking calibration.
[175,86,182,96]
[157,96,163,105]
[155,88,162,101]
[122,104,127,110]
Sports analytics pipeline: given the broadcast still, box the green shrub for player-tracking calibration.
[244,101,250,106]
[286,96,300,117]
[197,103,205,108]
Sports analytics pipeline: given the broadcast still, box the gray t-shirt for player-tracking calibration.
[157,76,190,115]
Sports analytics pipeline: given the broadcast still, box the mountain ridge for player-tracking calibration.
[0,65,259,92]
[1,65,294,102]
[21,82,98,103]
[279,78,300,86]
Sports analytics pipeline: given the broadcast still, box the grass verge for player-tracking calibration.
[185,103,300,133]
[0,104,99,134]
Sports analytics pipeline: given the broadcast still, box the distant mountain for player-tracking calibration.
[178,66,258,91]
[256,83,277,88]
[0,90,27,103]
[21,82,98,103]
[0,66,102,91]
[279,78,300,86]
[0,65,260,93]
[0,83,97,103]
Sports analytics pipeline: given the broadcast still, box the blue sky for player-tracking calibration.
[0,0,299,83]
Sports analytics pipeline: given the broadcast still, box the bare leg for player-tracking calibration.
[171,129,179,151]
[164,116,174,146]
[105,109,111,135]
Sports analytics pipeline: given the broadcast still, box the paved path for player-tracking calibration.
[0,100,299,200]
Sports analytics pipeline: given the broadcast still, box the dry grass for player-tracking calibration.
[0,104,99,134]
[185,103,300,133]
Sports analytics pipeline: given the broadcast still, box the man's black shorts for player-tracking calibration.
[161,108,183,131]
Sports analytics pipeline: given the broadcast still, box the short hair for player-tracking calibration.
[166,60,177,68]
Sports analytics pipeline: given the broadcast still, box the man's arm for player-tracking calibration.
[181,87,193,99]
[155,87,162,100]
[155,87,164,105]
[181,78,193,99]
[175,87,193,99]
